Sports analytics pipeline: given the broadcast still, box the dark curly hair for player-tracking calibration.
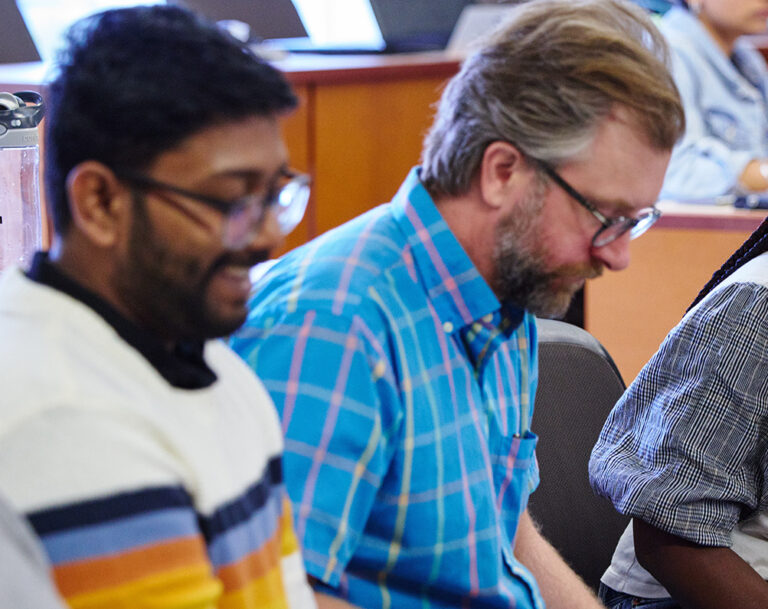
[44,4,297,235]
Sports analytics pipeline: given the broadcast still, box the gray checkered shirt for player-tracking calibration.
[590,276,768,547]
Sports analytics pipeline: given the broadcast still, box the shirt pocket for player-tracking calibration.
[704,107,751,149]
[491,430,539,545]
[491,430,544,607]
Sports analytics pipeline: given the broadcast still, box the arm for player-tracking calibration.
[515,510,605,609]
[634,518,768,609]
[738,159,768,192]
[232,308,399,596]
[590,284,768,606]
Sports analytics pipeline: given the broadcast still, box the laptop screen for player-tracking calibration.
[173,0,308,41]
[0,0,40,63]
[174,0,473,53]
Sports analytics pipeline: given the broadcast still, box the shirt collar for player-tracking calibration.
[390,167,524,334]
[26,252,217,389]
[664,7,764,98]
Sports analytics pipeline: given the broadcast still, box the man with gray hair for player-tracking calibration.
[231,1,684,607]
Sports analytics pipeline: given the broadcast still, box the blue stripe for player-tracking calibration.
[41,507,199,565]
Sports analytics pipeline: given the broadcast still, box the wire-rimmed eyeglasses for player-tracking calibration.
[535,160,660,247]
[117,167,311,248]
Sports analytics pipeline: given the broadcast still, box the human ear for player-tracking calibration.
[478,141,529,210]
[65,161,127,248]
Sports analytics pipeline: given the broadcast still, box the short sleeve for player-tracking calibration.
[589,283,768,547]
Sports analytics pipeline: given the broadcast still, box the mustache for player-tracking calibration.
[551,261,604,281]
[211,249,271,273]
[200,250,273,290]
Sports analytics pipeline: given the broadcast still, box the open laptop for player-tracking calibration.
[174,0,473,54]
[0,0,41,63]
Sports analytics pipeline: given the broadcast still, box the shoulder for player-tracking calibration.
[659,10,714,75]
[0,276,127,415]
[250,207,421,323]
[670,278,768,359]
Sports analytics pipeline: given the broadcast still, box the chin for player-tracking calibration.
[188,307,247,340]
[528,289,577,320]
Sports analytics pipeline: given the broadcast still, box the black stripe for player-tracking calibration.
[198,456,282,541]
[28,485,193,535]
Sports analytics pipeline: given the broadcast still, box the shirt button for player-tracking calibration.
[482,313,494,323]
[443,321,454,333]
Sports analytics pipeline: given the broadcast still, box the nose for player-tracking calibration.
[245,207,284,253]
[591,232,631,272]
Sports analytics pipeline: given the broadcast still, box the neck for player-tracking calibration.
[698,15,738,56]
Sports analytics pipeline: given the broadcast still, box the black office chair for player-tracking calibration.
[527,318,630,591]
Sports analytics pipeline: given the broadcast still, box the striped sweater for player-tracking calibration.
[0,265,315,609]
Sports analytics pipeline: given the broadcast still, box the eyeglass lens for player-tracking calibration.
[592,209,659,247]
[223,173,311,247]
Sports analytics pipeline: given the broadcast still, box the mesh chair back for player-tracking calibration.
[527,318,629,591]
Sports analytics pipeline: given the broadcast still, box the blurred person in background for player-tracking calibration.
[658,0,768,200]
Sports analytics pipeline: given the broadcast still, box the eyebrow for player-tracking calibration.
[202,165,289,192]
[589,196,642,217]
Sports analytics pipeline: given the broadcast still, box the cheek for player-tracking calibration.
[155,222,223,275]
[532,221,585,264]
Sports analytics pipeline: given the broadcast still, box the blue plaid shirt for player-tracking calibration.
[232,168,543,609]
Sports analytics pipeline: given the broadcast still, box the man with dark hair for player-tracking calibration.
[230,0,684,607]
[0,5,321,608]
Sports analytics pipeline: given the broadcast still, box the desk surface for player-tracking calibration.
[657,200,767,232]
[0,51,461,89]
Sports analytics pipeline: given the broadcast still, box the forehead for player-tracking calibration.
[558,108,671,213]
[150,115,288,181]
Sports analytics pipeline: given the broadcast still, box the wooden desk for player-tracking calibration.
[274,52,458,253]
[585,202,767,385]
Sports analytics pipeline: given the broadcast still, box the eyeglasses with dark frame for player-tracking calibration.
[116,167,311,248]
[534,160,661,247]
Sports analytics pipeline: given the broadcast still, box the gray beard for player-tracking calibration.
[491,182,579,319]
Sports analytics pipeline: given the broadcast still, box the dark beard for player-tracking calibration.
[113,193,268,341]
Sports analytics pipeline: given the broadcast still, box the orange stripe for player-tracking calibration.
[65,565,221,609]
[53,535,211,598]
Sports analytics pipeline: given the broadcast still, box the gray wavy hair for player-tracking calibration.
[420,0,685,197]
